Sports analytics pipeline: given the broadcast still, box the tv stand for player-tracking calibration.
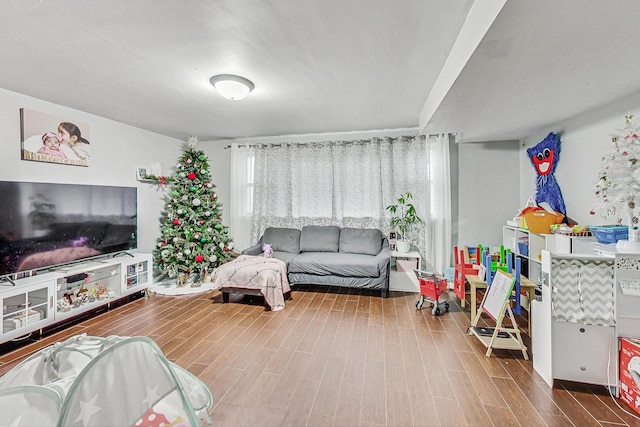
[0,253,152,345]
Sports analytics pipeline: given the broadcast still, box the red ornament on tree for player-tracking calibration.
[173,219,180,225]
[188,172,197,180]
[224,247,229,251]
[199,220,205,225]
[195,254,204,262]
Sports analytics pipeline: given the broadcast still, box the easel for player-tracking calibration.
[468,269,528,359]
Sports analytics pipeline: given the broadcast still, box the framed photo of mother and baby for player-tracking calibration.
[20,108,91,167]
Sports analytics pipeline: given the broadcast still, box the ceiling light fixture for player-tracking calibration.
[209,74,255,100]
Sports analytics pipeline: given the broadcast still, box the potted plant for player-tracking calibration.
[386,192,422,253]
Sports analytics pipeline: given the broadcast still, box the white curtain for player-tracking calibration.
[231,135,452,274]
[229,144,255,251]
[425,134,452,274]
[250,136,435,259]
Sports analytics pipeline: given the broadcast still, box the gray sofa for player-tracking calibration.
[242,225,390,297]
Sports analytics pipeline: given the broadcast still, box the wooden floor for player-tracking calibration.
[1,286,639,427]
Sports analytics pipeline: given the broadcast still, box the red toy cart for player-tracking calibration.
[415,269,450,316]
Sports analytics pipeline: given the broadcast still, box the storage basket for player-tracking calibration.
[590,225,628,244]
[522,210,564,234]
[517,242,529,257]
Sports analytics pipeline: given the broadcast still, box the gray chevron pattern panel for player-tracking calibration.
[580,260,615,325]
[551,258,615,326]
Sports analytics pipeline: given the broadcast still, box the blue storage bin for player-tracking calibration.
[590,225,629,244]
[517,242,529,256]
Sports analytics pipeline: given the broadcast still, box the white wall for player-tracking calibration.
[520,88,640,227]
[0,88,183,254]
[457,140,520,248]
[200,142,230,226]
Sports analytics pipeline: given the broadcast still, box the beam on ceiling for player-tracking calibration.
[418,0,507,135]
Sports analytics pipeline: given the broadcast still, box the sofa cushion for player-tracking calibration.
[288,252,381,277]
[339,228,382,256]
[262,227,301,253]
[300,225,340,252]
[271,251,299,267]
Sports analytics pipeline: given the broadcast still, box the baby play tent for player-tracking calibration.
[0,334,213,426]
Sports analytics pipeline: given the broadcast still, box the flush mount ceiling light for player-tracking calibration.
[209,74,255,100]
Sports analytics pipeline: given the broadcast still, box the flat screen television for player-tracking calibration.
[0,181,137,277]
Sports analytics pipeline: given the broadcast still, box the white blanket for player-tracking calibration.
[212,255,291,311]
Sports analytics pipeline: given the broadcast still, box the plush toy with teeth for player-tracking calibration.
[527,132,567,218]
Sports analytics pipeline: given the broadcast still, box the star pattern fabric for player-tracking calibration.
[0,335,212,426]
[74,393,101,425]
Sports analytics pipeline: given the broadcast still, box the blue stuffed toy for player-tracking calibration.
[527,132,567,218]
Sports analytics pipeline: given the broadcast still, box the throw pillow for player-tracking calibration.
[339,228,382,256]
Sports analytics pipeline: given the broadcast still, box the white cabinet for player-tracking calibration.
[1,274,55,341]
[124,257,151,294]
[0,253,152,344]
[533,251,640,390]
[389,250,421,292]
[503,226,554,284]
[552,321,616,385]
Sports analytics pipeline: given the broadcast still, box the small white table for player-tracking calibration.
[390,250,422,292]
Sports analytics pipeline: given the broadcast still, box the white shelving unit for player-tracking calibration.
[389,250,421,292]
[0,253,152,345]
[502,225,554,285]
[125,259,150,291]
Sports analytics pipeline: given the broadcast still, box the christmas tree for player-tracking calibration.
[592,113,640,242]
[150,136,234,283]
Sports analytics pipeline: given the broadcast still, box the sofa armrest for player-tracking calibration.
[241,241,263,256]
[374,239,391,275]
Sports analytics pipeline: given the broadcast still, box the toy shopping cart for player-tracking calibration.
[415,269,450,316]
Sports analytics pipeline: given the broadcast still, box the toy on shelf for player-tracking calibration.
[551,223,591,236]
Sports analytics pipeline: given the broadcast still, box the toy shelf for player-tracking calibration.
[502,226,553,285]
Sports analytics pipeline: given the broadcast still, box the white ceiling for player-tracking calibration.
[2,0,640,143]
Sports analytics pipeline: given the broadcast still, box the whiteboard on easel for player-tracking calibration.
[482,270,515,321]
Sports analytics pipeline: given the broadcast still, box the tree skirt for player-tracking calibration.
[149,277,219,296]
